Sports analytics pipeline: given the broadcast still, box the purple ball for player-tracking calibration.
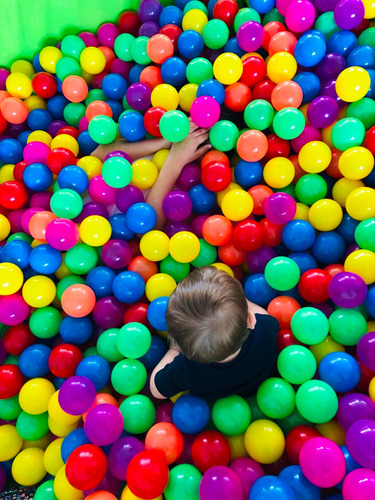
[101,239,133,269]
[84,470,122,497]
[314,0,339,10]
[308,301,334,318]
[337,393,375,430]
[175,162,202,191]
[78,31,99,47]
[162,190,193,221]
[334,0,365,29]
[247,246,277,273]
[0,339,7,365]
[84,404,124,446]
[126,82,152,111]
[200,466,243,500]
[139,21,160,37]
[164,221,192,237]
[191,215,210,239]
[104,150,132,163]
[30,191,52,210]
[263,193,296,225]
[346,419,375,468]
[110,59,132,79]
[229,458,265,500]
[6,122,28,138]
[58,376,97,415]
[108,436,145,480]
[155,401,174,424]
[307,96,339,129]
[97,23,120,49]
[115,185,144,213]
[138,0,163,23]
[290,124,321,153]
[357,332,375,371]
[321,79,346,109]
[328,271,367,308]
[0,69,10,90]
[92,296,126,329]
[75,202,109,223]
[315,54,346,85]
[48,120,67,137]
[237,21,265,52]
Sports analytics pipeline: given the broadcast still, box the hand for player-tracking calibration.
[169,127,212,165]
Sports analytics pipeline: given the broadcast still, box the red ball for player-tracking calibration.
[355,355,375,393]
[13,161,28,182]
[213,0,239,26]
[56,126,80,139]
[224,82,252,112]
[66,444,107,491]
[240,56,267,88]
[232,219,264,252]
[298,269,331,303]
[145,422,184,464]
[276,328,302,351]
[47,147,77,175]
[285,425,322,464]
[123,303,150,328]
[31,72,57,98]
[267,296,300,329]
[0,181,28,209]
[191,431,231,473]
[3,324,35,356]
[259,218,283,247]
[159,25,182,51]
[48,343,83,378]
[0,364,25,399]
[364,126,375,155]
[253,79,277,103]
[265,134,290,161]
[201,161,232,192]
[248,185,273,216]
[262,21,286,50]
[118,11,142,36]
[143,107,165,137]
[126,450,169,499]
[0,112,7,135]
[218,239,247,267]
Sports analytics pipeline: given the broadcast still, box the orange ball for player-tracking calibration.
[62,75,88,103]
[140,66,164,90]
[224,82,252,112]
[324,263,345,277]
[0,91,10,106]
[86,100,113,121]
[237,130,268,162]
[82,393,119,422]
[1,97,28,124]
[85,492,117,500]
[128,256,158,282]
[61,284,96,318]
[145,423,184,464]
[147,34,174,64]
[267,296,300,329]
[201,150,230,169]
[271,80,303,111]
[29,211,57,240]
[248,185,274,215]
[268,31,297,56]
[202,215,233,246]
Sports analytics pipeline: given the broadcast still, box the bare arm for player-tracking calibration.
[91,137,172,162]
[246,299,269,329]
[150,347,181,399]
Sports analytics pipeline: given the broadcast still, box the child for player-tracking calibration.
[150,266,279,399]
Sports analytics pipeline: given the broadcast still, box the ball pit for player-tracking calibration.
[0,0,375,499]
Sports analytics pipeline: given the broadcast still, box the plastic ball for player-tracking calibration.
[291,307,329,345]
[244,419,285,464]
[126,450,169,499]
[295,381,339,424]
[200,466,243,500]
[213,52,243,85]
[336,66,371,102]
[11,448,46,486]
[267,52,297,84]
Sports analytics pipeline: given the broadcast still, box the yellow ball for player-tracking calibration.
[308,199,343,231]
[77,155,102,180]
[244,419,285,464]
[12,448,46,486]
[19,378,55,415]
[152,149,169,170]
[321,122,335,149]
[299,103,309,121]
[79,215,112,247]
[121,485,163,500]
[145,273,177,301]
[0,424,23,461]
[211,262,234,277]
[22,275,56,307]
[44,438,64,476]
[0,262,24,295]
[263,157,295,188]
[309,336,345,365]
[213,53,243,85]
[0,164,15,184]
[25,95,47,111]
[11,59,35,77]
[345,249,375,285]
[217,181,241,206]
[368,320,375,332]
[346,187,375,220]
[54,466,84,500]
[54,255,73,281]
[267,52,297,84]
[51,134,79,156]
[227,433,248,461]
[294,202,309,221]
[22,433,51,451]
[335,66,371,103]
[140,231,170,262]
[221,189,253,221]
[6,72,32,99]
[39,46,63,74]
[182,9,208,34]
[179,83,198,112]
[48,391,81,426]
[0,214,11,241]
[27,130,52,146]
[169,231,200,263]
[131,159,158,189]
[48,417,79,437]
[363,0,375,17]
[316,420,346,446]
[332,178,364,207]
[298,141,332,173]
[369,376,375,401]
[338,146,374,180]
[80,47,106,74]
[151,84,179,111]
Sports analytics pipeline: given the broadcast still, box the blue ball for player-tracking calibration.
[177,30,204,59]
[188,184,216,214]
[338,445,361,489]
[159,5,183,26]
[337,214,358,244]
[311,231,346,264]
[175,0,191,10]
[293,72,321,103]
[119,111,146,142]
[86,266,116,298]
[27,108,53,131]
[294,31,327,67]
[249,0,275,14]
[207,0,218,16]
[0,138,23,164]
[327,30,358,58]
[61,429,91,463]
[147,296,169,331]
[289,252,317,274]
[161,57,187,86]
[58,165,89,194]
[365,286,375,318]
[23,163,53,192]
[32,52,44,72]
[75,355,111,391]
[139,336,167,369]
[29,244,62,274]
[366,68,375,98]
[172,394,210,433]
[319,352,361,393]
[250,476,297,500]
[347,45,375,69]
[282,220,316,252]
[19,344,52,378]
[1,240,31,269]
[279,466,320,500]
[107,100,124,122]
[224,37,246,57]
[125,202,157,234]
[47,95,69,120]
[53,377,66,390]
[112,270,145,303]
[128,64,147,84]
[59,316,93,344]
[109,213,135,241]
[77,130,98,155]
[234,160,263,189]
[244,273,277,307]
[17,130,31,146]
[197,79,226,104]
[101,73,128,100]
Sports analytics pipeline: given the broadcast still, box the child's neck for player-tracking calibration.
[218,348,241,363]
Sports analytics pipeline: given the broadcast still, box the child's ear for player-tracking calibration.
[247,309,256,329]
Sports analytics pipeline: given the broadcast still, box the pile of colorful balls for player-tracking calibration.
[1,0,375,498]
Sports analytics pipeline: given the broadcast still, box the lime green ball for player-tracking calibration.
[313,11,340,39]
[328,308,368,346]
[120,394,156,434]
[16,411,49,440]
[130,36,152,65]
[111,359,147,395]
[295,174,328,205]
[160,255,190,282]
[291,307,329,345]
[358,27,375,46]
[34,480,58,500]
[85,89,107,106]
[160,110,190,142]
[264,256,300,291]
[296,380,338,424]
[244,99,275,131]
[0,395,22,420]
[29,307,62,339]
[102,156,133,188]
[65,244,98,275]
[277,345,317,385]
[262,8,285,25]
[202,20,229,50]
[209,120,240,151]
[273,108,305,140]
[97,328,123,362]
[88,115,118,145]
[186,58,213,85]
[83,347,98,358]
[184,1,208,14]
[246,395,268,421]
[116,322,152,359]
[50,188,83,219]
[212,395,251,436]
[7,232,33,244]
[355,218,375,252]
[191,239,217,267]
[256,377,296,419]
[165,464,202,500]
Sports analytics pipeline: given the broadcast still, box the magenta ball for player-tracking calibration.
[79,116,89,132]
[0,294,30,326]
[346,419,375,469]
[290,125,321,153]
[334,0,365,29]
[84,404,124,446]
[8,209,24,233]
[176,162,201,191]
[108,436,145,481]
[328,271,367,308]
[357,332,375,371]
[88,175,117,205]
[126,82,152,111]
[190,96,221,128]
[307,96,339,129]
[155,401,174,424]
[276,0,294,15]
[162,190,193,221]
[263,193,296,225]
[21,207,42,234]
[285,0,316,32]
[97,22,120,49]
[92,296,126,329]
[229,458,265,500]
[58,376,97,415]
[45,218,79,251]
[30,191,52,210]
[23,141,50,165]
[342,468,375,500]
[236,21,265,52]
[0,69,10,90]
[115,185,144,213]
[247,246,277,273]
[299,437,346,488]
[78,31,99,47]
[101,239,133,269]
[110,59,132,79]
[200,466,243,500]
[336,393,375,431]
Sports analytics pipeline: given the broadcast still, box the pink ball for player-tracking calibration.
[190,96,221,128]
[290,125,321,153]
[45,218,79,251]
[7,209,25,233]
[79,116,89,132]
[285,0,316,32]
[0,294,30,326]
[299,437,346,488]
[30,192,52,210]
[97,22,120,49]
[23,141,51,165]
[88,175,117,205]
[78,31,99,47]
[229,458,265,500]
[342,468,375,500]
[276,0,294,15]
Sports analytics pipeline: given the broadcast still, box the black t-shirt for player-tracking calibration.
[154,314,280,399]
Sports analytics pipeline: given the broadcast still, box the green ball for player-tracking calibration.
[296,380,338,424]
[186,58,213,85]
[120,394,156,434]
[191,239,217,267]
[63,102,86,127]
[291,307,329,345]
[102,156,133,188]
[295,174,328,205]
[274,184,296,199]
[328,308,367,346]
[5,355,19,365]
[358,27,375,46]
[165,464,202,500]
[331,117,365,151]
[65,244,98,275]
[234,8,261,31]
[56,275,85,300]
[160,110,190,142]
[245,395,268,421]
[7,232,33,244]
[212,395,251,436]
[355,218,375,252]
[313,11,340,39]
[256,377,296,419]
[88,115,118,145]
[116,322,152,359]
[262,7,285,25]
[209,120,240,151]
[114,33,135,61]
[29,307,62,339]
[202,20,229,50]
[346,98,375,129]
[277,345,317,385]
[0,395,22,420]
[16,411,49,440]
[83,346,98,357]
[160,255,190,282]
[85,89,107,106]
[61,35,86,60]
[277,407,310,435]
[264,256,300,291]
[130,36,152,65]
[50,188,83,219]
[111,359,147,395]
[184,1,208,14]
[273,107,305,140]
[56,57,81,81]
[97,328,123,362]
[34,480,58,500]
[244,99,275,131]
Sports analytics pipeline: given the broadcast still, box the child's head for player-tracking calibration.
[166,266,248,364]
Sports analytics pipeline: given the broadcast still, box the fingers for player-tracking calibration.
[192,142,212,161]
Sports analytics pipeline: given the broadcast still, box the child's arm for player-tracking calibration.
[91,137,172,162]
[246,299,269,329]
[146,126,211,229]
[150,346,181,399]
